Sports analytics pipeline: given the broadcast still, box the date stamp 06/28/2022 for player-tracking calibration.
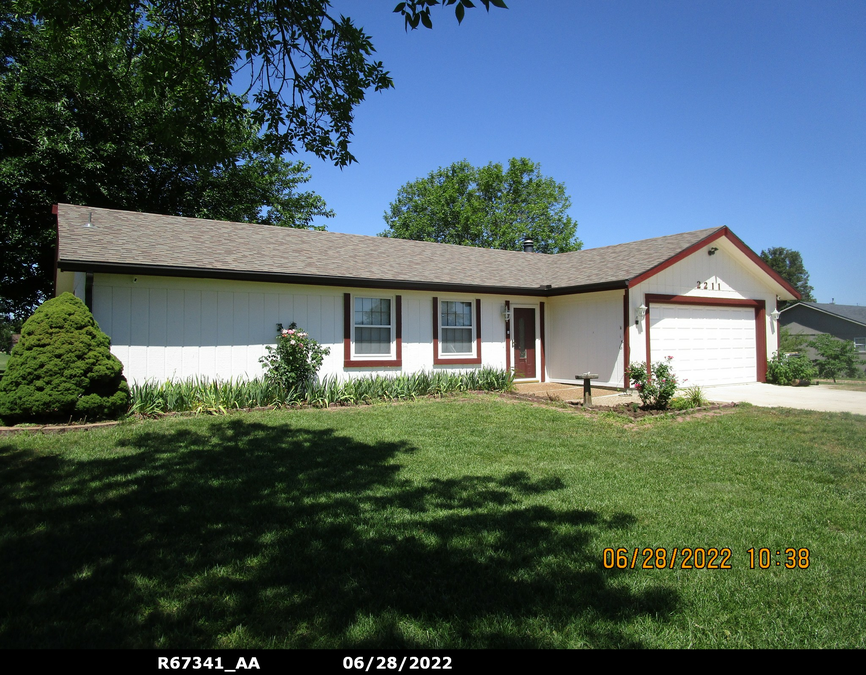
[602,547,811,570]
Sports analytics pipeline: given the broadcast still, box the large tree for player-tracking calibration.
[759,247,816,303]
[22,0,506,167]
[380,158,582,254]
[0,11,334,319]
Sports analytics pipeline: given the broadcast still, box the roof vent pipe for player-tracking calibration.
[523,238,534,253]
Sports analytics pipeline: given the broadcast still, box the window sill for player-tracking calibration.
[344,357,403,368]
[433,354,482,366]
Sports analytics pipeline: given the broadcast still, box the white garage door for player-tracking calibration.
[649,304,757,386]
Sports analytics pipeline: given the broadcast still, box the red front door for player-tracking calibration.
[512,308,536,379]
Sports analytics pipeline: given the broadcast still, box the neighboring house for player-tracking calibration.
[779,302,866,373]
[54,204,800,387]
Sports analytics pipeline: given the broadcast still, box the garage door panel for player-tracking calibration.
[650,304,757,386]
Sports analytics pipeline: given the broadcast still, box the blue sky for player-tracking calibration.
[293,1,865,305]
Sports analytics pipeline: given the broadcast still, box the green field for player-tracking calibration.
[1,396,864,648]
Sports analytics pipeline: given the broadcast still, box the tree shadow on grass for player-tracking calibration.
[0,416,676,648]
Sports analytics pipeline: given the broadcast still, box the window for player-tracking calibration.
[433,297,482,364]
[343,293,402,367]
[354,297,392,355]
[440,300,473,354]
[855,338,865,353]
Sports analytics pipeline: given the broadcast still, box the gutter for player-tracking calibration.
[57,259,614,298]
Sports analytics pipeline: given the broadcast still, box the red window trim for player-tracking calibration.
[643,294,767,383]
[433,297,482,365]
[344,293,403,368]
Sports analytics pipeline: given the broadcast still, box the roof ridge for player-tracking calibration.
[557,226,722,256]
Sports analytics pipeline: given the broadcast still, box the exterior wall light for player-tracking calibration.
[501,305,511,322]
[635,304,647,325]
[771,309,781,322]
[708,246,718,256]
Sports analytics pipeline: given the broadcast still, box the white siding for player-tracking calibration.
[545,291,624,387]
[90,274,539,384]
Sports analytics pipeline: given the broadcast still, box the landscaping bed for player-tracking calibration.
[503,389,735,420]
[574,400,739,419]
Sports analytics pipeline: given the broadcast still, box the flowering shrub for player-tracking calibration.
[626,357,678,410]
[259,322,330,395]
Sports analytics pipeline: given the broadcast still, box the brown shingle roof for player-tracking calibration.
[56,204,722,294]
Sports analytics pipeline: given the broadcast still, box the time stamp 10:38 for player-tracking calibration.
[602,547,811,570]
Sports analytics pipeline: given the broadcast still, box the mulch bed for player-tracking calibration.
[575,401,739,419]
[501,390,738,420]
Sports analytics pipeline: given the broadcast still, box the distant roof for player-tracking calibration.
[55,203,738,294]
[782,302,866,327]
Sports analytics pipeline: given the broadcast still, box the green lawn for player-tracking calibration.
[0,352,9,374]
[820,376,866,392]
[1,396,864,648]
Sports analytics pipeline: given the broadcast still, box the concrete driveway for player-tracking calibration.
[705,382,866,415]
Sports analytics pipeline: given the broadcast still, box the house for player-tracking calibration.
[53,204,800,387]
[780,302,866,373]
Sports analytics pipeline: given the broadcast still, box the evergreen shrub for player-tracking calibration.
[0,293,129,424]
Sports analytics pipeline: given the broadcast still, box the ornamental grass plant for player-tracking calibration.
[129,368,515,415]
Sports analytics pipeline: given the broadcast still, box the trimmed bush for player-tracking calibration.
[766,351,818,386]
[0,293,129,424]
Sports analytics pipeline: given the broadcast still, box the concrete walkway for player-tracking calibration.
[705,382,866,415]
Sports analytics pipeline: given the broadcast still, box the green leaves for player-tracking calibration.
[766,352,818,386]
[259,322,331,396]
[381,158,582,254]
[0,293,130,424]
[0,13,334,319]
[24,1,395,167]
[809,334,865,382]
[396,0,506,31]
[759,247,815,303]
[626,358,679,410]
